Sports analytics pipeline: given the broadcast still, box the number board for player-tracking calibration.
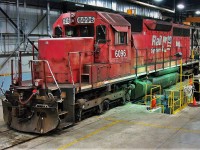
[112,50,127,58]
[77,17,95,24]
[63,17,70,25]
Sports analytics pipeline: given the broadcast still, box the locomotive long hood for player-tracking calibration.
[38,37,94,83]
[39,37,94,60]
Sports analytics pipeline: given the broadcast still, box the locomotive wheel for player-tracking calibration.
[97,100,110,114]
[102,100,109,112]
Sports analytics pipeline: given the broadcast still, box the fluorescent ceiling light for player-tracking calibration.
[177,4,185,10]
[196,11,200,15]
[75,3,84,7]
[131,0,174,13]
[154,0,163,2]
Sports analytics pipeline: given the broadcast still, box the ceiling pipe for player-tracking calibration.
[23,0,27,51]
[128,0,175,13]
[47,2,52,38]
[0,1,23,5]
[17,0,20,51]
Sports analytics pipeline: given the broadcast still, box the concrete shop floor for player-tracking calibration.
[1,103,200,149]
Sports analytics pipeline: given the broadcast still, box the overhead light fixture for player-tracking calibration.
[196,11,200,15]
[75,3,84,7]
[132,0,175,13]
[177,3,185,10]
[154,0,163,2]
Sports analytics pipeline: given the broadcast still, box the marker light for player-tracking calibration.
[34,80,39,87]
[13,78,18,85]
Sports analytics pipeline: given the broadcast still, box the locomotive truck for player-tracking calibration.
[2,11,199,133]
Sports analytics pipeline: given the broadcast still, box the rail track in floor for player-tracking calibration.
[0,126,39,150]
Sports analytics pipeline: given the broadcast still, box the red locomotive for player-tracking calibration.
[2,11,199,133]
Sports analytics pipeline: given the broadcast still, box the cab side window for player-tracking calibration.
[65,26,77,37]
[55,26,62,37]
[80,25,94,37]
[115,32,127,45]
[96,25,106,43]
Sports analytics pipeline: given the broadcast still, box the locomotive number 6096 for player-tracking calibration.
[114,50,127,58]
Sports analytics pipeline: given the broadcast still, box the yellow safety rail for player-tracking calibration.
[141,75,195,114]
[142,84,164,113]
[142,94,164,113]
[140,74,195,114]
[167,85,192,115]
[175,95,188,114]
[145,84,162,98]
[144,84,161,105]
[156,104,165,113]
[177,73,194,86]
[191,49,194,59]
[168,90,174,114]
[181,74,194,85]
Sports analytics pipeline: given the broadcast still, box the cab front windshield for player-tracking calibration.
[65,25,94,37]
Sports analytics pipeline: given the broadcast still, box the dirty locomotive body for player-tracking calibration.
[2,11,199,133]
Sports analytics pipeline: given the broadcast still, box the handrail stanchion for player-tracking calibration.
[68,51,95,90]
[186,47,188,64]
[32,41,34,60]
[79,52,82,92]
[18,51,22,86]
[176,47,178,66]
[30,61,34,85]
[146,48,147,73]
[43,61,47,89]
[163,46,164,69]
[170,47,172,67]
[136,48,138,76]
[155,47,157,71]
[11,59,13,85]
[31,60,61,94]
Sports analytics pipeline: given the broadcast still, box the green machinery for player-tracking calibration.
[129,67,195,114]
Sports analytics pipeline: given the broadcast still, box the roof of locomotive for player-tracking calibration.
[97,11,130,27]
[124,13,193,30]
[54,11,131,27]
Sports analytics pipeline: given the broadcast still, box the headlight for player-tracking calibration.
[13,78,18,85]
[34,80,39,87]
[34,79,43,87]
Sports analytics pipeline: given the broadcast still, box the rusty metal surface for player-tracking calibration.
[2,100,60,134]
